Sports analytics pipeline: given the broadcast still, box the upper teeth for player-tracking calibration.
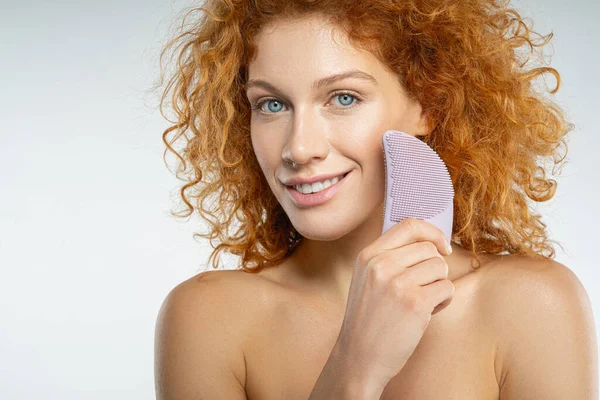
[295,175,344,194]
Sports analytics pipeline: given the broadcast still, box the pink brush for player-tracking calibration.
[381,130,454,244]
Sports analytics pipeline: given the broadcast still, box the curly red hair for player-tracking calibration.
[154,0,572,273]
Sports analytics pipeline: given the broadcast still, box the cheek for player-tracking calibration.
[333,104,394,153]
[251,128,269,159]
[250,135,267,170]
[251,132,281,177]
[336,125,386,163]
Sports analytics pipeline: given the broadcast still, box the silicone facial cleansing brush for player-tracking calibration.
[381,130,454,244]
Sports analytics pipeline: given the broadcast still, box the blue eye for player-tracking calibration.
[262,99,286,113]
[252,91,362,115]
[334,93,357,107]
[251,98,288,114]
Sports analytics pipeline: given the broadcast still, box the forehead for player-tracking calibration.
[247,16,385,82]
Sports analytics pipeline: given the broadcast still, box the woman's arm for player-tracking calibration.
[486,259,598,399]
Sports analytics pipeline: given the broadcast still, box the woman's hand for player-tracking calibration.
[335,217,455,392]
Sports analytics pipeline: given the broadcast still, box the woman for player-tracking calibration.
[154,0,598,398]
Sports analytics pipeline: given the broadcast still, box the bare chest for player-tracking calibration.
[243,276,500,400]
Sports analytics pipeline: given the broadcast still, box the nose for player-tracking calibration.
[282,107,329,166]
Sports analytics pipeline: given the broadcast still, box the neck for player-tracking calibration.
[282,215,474,307]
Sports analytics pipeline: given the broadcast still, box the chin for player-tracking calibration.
[288,219,352,242]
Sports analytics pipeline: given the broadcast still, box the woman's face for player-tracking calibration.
[246,15,429,241]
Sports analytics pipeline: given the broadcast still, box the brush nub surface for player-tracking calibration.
[383,132,454,221]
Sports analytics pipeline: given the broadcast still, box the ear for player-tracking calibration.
[414,102,434,137]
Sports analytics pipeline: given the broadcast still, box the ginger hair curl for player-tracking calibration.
[154,0,572,273]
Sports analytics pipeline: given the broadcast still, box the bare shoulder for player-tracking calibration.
[475,255,598,397]
[477,255,591,321]
[154,269,270,399]
[179,268,280,309]
[162,268,264,322]
[159,267,272,344]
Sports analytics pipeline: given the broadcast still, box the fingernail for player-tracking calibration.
[446,242,453,254]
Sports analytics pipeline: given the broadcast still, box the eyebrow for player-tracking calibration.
[243,69,378,95]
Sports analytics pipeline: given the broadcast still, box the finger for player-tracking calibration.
[364,217,451,260]
[432,297,452,315]
[421,279,455,312]
[399,257,449,286]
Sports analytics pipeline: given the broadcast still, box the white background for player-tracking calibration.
[1,0,598,398]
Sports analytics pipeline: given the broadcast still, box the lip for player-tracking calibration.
[282,170,351,187]
[285,170,352,208]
